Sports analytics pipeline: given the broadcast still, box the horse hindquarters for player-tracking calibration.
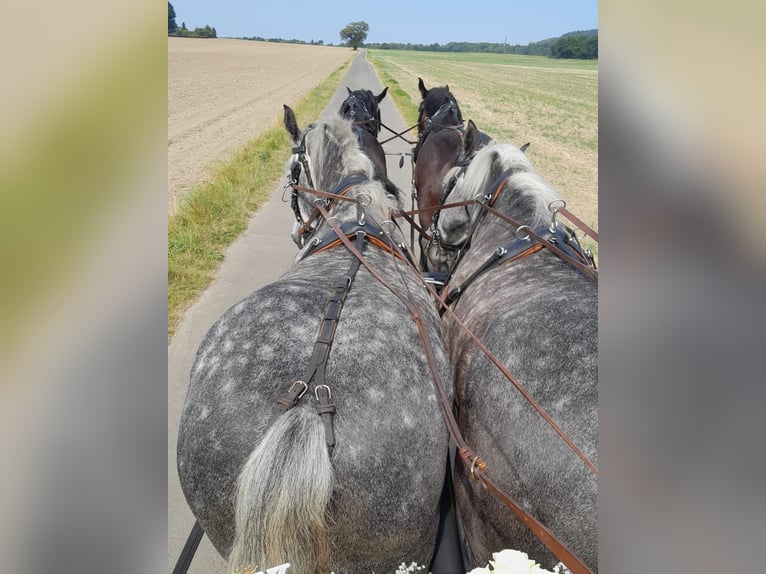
[227,406,333,574]
[450,266,598,572]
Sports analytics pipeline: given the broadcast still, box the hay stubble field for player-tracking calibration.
[368,50,598,239]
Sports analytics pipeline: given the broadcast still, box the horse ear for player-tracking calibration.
[283,105,301,144]
[376,86,388,102]
[464,119,481,157]
[347,86,352,95]
[418,77,428,98]
[520,142,531,153]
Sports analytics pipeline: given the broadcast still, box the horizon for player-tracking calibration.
[169,0,598,47]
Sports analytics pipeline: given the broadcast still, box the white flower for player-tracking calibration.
[467,548,556,574]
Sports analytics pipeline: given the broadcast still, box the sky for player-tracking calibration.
[170,0,598,46]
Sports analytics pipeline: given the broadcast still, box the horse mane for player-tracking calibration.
[447,142,561,229]
[293,115,398,223]
[297,115,375,190]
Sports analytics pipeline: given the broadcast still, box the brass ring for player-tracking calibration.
[470,456,480,480]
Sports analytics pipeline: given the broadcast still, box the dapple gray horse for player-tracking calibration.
[177,109,452,574]
[429,122,598,572]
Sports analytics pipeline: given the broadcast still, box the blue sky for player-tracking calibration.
[170,0,598,46]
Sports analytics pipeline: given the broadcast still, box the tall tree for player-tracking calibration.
[339,21,369,50]
[168,2,178,35]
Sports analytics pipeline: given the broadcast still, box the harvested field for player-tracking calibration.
[369,51,598,241]
[168,38,353,214]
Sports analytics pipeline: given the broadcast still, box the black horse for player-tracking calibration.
[339,87,401,200]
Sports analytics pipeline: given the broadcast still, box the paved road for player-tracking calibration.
[168,51,418,573]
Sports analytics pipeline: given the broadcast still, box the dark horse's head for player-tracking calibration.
[417,77,463,134]
[339,87,388,137]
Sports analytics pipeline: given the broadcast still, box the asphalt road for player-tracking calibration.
[167,51,419,574]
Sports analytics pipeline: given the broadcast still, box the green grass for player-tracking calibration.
[168,60,352,341]
[367,53,419,126]
[367,49,598,260]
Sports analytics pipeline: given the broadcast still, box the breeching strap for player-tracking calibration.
[316,204,594,574]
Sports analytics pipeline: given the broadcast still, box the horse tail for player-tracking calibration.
[227,407,333,574]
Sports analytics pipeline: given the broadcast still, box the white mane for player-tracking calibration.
[446,142,562,230]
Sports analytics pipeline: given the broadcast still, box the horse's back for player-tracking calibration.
[449,256,598,571]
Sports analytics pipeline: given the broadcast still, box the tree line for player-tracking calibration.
[168,2,217,38]
[365,29,597,59]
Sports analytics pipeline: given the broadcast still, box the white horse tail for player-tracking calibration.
[227,406,333,574]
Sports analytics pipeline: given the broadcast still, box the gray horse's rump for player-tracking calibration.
[431,132,598,572]
[178,246,451,570]
[448,254,598,570]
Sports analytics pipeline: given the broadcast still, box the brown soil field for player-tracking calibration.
[168,38,353,215]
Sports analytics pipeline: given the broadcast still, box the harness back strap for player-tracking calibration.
[275,231,366,454]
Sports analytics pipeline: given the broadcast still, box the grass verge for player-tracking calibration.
[168,59,352,342]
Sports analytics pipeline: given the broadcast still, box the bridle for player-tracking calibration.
[341,92,380,138]
[419,98,463,132]
[285,126,372,248]
[413,96,464,164]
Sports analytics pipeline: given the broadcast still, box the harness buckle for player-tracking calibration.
[314,384,332,401]
[289,380,309,399]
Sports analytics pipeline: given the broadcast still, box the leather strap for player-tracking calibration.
[557,206,598,242]
[480,204,598,283]
[314,385,337,455]
[274,231,366,453]
[441,223,593,308]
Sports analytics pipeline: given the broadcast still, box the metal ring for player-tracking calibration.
[548,200,566,232]
[326,216,341,228]
[312,197,324,206]
[355,192,372,207]
[474,193,489,204]
[314,384,332,400]
[515,225,531,241]
[548,199,566,213]
[380,220,396,234]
